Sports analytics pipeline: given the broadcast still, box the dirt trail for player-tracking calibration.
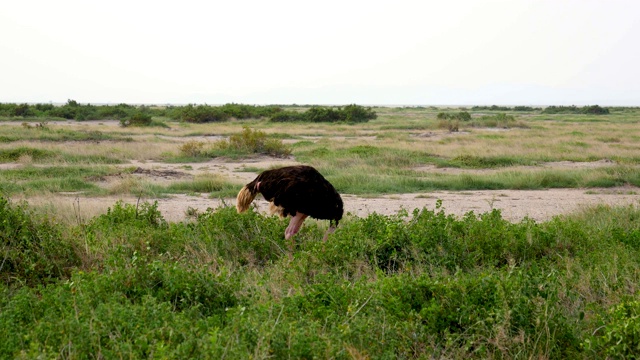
[22,186,640,225]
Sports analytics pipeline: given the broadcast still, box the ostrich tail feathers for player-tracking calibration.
[236,185,257,213]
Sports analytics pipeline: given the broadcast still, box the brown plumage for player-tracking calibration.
[236,165,343,241]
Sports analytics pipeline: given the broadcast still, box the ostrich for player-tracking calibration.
[236,165,343,242]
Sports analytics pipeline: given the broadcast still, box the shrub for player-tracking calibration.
[583,300,640,358]
[0,197,80,286]
[513,106,541,111]
[437,119,459,132]
[120,111,152,127]
[437,111,471,122]
[99,103,135,119]
[542,105,610,115]
[269,105,376,123]
[179,140,206,157]
[180,104,230,123]
[582,105,610,115]
[269,111,305,122]
[13,103,34,117]
[305,106,342,122]
[471,105,512,111]
[341,104,377,122]
[215,126,291,158]
[177,104,282,123]
[88,200,167,230]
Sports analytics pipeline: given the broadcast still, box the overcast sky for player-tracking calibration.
[2,1,639,105]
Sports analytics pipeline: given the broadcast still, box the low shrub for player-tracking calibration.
[0,197,80,286]
[178,104,282,123]
[180,104,230,123]
[542,105,610,115]
[583,300,640,358]
[120,111,152,127]
[270,105,376,123]
[179,140,205,157]
[437,111,471,122]
[213,126,291,158]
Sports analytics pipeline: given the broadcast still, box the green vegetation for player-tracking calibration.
[119,111,153,127]
[1,197,640,358]
[2,102,640,357]
[177,103,283,123]
[0,125,132,143]
[214,126,292,158]
[177,127,292,160]
[1,101,378,125]
[270,104,377,123]
[437,111,472,122]
[542,105,610,115]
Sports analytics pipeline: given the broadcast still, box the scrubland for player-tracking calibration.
[1,104,640,358]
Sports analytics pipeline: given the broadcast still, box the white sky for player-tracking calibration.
[1,0,639,105]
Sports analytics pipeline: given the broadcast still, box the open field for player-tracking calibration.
[1,106,639,223]
[2,105,640,358]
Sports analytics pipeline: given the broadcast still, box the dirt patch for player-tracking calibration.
[102,157,639,222]
[21,186,640,225]
[7,156,640,223]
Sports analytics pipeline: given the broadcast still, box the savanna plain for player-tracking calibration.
[1,103,640,358]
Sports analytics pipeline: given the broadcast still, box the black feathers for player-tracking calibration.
[236,165,343,240]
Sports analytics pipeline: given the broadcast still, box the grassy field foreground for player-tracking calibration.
[1,196,640,359]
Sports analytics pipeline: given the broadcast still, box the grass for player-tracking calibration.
[2,105,640,357]
[3,107,639,197]
[1,197,640,358]
[166,174,239,197]
[0,125,133,142]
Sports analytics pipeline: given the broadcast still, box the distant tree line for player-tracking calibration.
[0,101,378,124]
[270,104,377,123]
[0,100,147,121]
[471,105,542,111]
[470,105,611,115]
[541,105,610,115]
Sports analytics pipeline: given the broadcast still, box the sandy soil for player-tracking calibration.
[15,157,639,224]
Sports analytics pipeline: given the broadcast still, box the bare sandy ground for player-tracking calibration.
[17,157,639,224]
[22,186,640,224]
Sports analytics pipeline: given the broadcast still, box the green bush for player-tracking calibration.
[0,198,639,357]
[177,104,282,123]
[583,300,640,358]
[471,105,513,111]
[99,103,135,119]
[120,111,153,127]
[179,104,230,123]
[542,105,610,115]
[88,200,167,229]
[269,111,305,122]
[437,111,471,121]
[0,197,80,286]
[513,106,541,111]
[213,126,291,158]
[270,105,376,123]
